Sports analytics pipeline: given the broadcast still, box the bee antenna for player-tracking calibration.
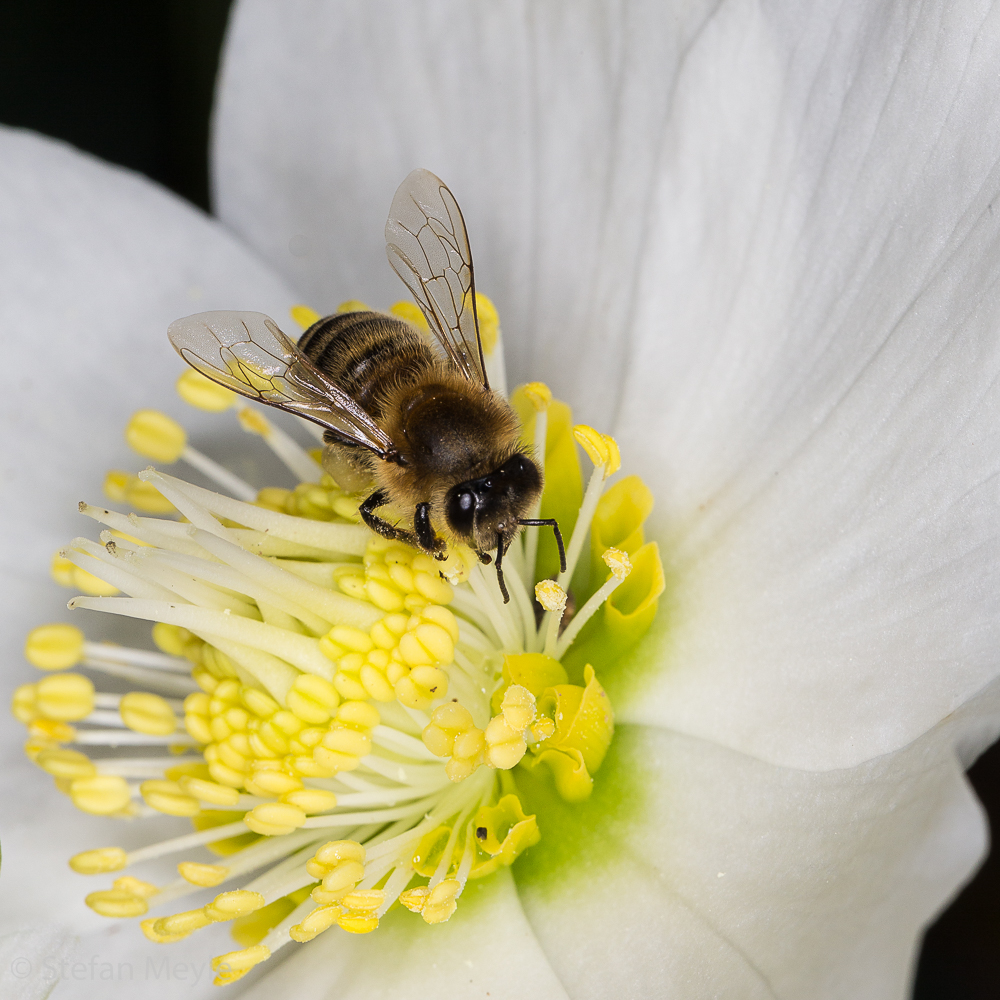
[495,533,510,604]
[518,518,566,573]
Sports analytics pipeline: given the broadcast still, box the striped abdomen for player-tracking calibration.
[297,310,436,420]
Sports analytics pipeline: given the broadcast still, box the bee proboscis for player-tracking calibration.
[168,169,564,601]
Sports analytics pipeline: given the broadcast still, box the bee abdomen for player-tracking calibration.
[298,310,435,418]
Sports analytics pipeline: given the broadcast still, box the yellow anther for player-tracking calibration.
[534,580,567,614]
[35,748,96,780]
[70,774,132,815]
[205,890,266,922]
[501,684,537,732]
[125,409,187,463]
[420,879,462,924]
[602,546,632,581]
[318,860,365,894]
[255,486,292,512]
[245,766,302,796]
[86,889,150,918]
[237,407,271,436]
[521,381,553,411]
[69,846,127,875]
[422,702,474,756]
[244,802,307,836]
[474,292,500,354]
[395,665,449,710]
[11,683,37,724]
[485,714,527,770]
[24,623,84,670]
[573,424,610,468]
[212,944,270,986]
[289,904,341,942]
[531,716,556,741]
[291,304,322,329]
[399,885,430,913]
[113,876,159,899]
[155,908,212,938]
[390,300,429,331]
[309,839,365,870]
[103,471,176,515]
[289,903,339,940]
[286,673,341,724]
[176,368,236,411]
[335,701,380,730]
[23,736,58,762]
[282,788,337,814]
[241,687,280,718]
[28,719,76,742]
[178,861,230,887]
[152,622,197,657]
[140,918,188,944]
[336,889,385,934]
[50,552,76,588]
[35,673,94,721]
[337,300,369,313]
[140,779,200,817]
[317,726,371,759]
[120,691,177,735]
[603,433,621,476]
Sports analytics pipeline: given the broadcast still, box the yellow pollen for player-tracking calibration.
[281,788,337,814]
[602,546,632,581]
[178,776,241,807]
[125,410,187,463]
[423,703,486,782]
[114,876,159,899]
[521,381,552,411]
[176,368,236,411]
[291,304,321,329]
[534,580,567,614]
[69,846,127,875]
[178,861,230,887]
[24,623,84,670]
[120,691,177,735]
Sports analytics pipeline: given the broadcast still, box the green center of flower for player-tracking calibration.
[13,298,663,986]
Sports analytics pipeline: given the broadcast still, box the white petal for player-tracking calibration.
[215,2,1000,768]
[0,126,299,954]
[241,869,569,1000]
[514,688,1000,1000]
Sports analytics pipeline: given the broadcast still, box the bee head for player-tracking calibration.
[445,452,542,553]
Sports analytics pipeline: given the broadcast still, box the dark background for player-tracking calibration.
[1,3,996,994]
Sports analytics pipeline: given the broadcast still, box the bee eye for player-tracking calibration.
[447,488,477,536]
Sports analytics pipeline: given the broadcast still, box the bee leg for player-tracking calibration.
[494,534,510,604]
[414,502,448,560]
[359,490,421,548]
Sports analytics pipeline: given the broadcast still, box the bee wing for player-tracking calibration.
[167,311,396,457]
[385,168,489,387]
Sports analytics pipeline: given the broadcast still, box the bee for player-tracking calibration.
[168,168,564,602]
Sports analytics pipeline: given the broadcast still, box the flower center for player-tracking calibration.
[13,298,663,985]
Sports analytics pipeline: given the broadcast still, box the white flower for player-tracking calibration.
[3,2,1000,999]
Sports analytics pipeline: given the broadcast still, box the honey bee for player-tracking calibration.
[168,168,564,602]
